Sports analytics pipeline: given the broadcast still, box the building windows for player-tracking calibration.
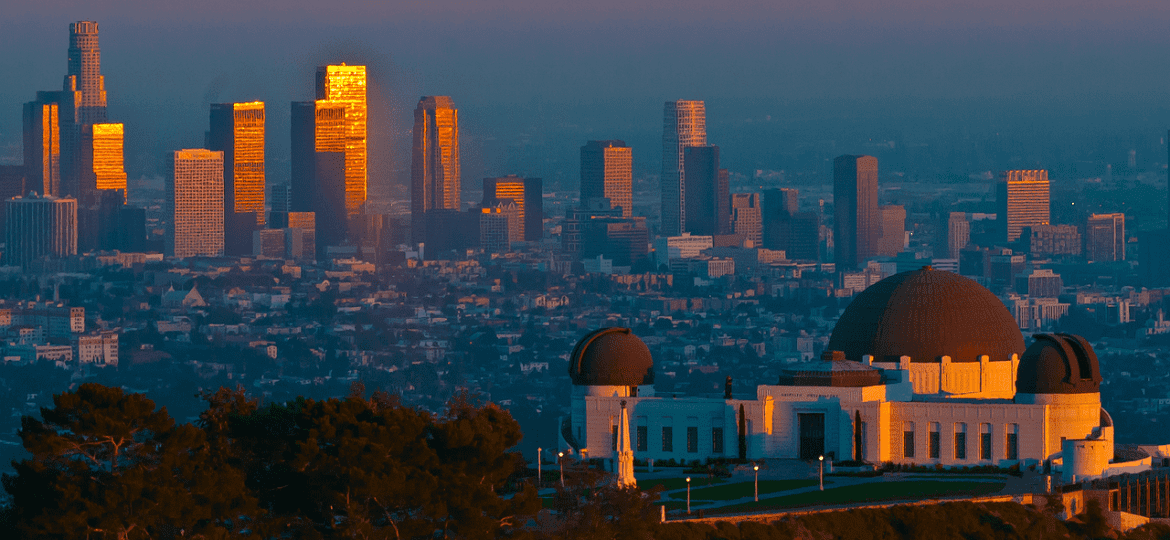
[712,427,724,454]
[929,422,941,459]
[687,426,699,453]
[980,423,992,460]
[1006,424,1019,460]
[955,423,967,460]
[637,425,647,452]
[662,426,673,452]
[903,422,915,459]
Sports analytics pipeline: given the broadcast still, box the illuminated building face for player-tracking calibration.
[67,21,108,124]
[661,100,707,237]
[316,65,367,216]
[998,170,1050,243]
[230,103,265,222]
[89,123,126,194]
[167,149,225,258]
[25,102,61,197]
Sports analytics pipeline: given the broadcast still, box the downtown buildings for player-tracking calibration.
[661,100,707,237]
[411,96,461,244]
[209,101,266,256]
[833,155,879,269]
[166,149,224,258]
[997,170,1050,244]
[580,140,633,219]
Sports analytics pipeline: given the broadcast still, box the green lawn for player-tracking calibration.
[667,479,823,500]
[715,480,1006,514]
[638,477,725,492]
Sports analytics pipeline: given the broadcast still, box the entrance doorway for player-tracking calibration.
[799,413,825,460]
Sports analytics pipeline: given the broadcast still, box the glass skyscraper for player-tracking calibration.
[167,149,224,258]
[661,100,706,237]
[411,96,461,244]
[316,65,367,216]
[833,155,880,269]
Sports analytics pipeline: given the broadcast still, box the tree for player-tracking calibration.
[3,383,258,539]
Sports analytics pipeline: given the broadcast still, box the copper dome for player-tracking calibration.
[569,327,654,386]
[1016,333,1102,394]
[827,267,1025,363]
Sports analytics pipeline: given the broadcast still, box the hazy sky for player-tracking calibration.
[2,0,1169,196]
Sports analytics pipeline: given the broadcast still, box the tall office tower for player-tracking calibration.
[483,175,543,242]
[1085,213,1126,262]
[4,193,77,267]
[269,183,292,214]
[316,65,367,216]
[580,140,633,219]
[65,21,107,124]
[22,100,60,196]
[661,100,706,236]
[996,170,1050,243]
[937,212,970,259]
[787,212,821,261]
[833,155,879,269]
[877,205,906,257]
[761,188,799,252]
[291,101,347,256]
[411,96,460,243]
[79,123,126,196]
[682,145,726,236]
[209,102,265,255]
[730,193,762,247]
[166,149,224,258]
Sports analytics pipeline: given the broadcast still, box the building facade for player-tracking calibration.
[3,194,77,267]
[483,175,542,242]
[661,100,706,237]
[998,170,1050,243]
[1085,213,1125,262]
[291,100,347,256]
[166,149,224,258]
[316,65,367,216]
[411,96,460,244]
[730,193,762,247]
[833,155,879,269]
[682,145,727,236]
[580,140,633,219]
[877,205,906,257]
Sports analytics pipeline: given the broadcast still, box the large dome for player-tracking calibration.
[827,267,1025,363]
[569,327,654,386]
[1016,333,1102,394]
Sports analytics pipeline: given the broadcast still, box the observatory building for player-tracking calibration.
[561,267,1145,482]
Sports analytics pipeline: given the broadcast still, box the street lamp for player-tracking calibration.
[558,452,565,487]
[818,455,824,491]
[686,477,692,514]
[537,447,542,487]
[753,464,760,502]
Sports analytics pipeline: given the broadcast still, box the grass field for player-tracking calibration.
[638,477,725,492]
[666,479,824,500]
[714,480,1006,514]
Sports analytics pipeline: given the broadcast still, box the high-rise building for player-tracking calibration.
[4,193,77,267]
[316,65,367,216]
[787,212,821,261]
[269,183,291,214]
[1021,224,1080,257]
[730,193,762,247]
[291,100,347,256]
[761,188,799,252]
[166,149,224,258]
[483,175,543,242]
[877,205,906,257]
[997,170,1050,243]
[661,100,706,237]
[210,102,265,255]
[80,123,126,196]
[66,21,107,125]
[580,140,633,219]
[411,96,460,243]
[1085,213,1126,262]
[833,155,879,269]
[682,145,726,236]
[938,212,970,260]
[479,202,518,253]
[22,100,60,197]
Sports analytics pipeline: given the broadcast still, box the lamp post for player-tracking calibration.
[558,452,565,487]
[537,447,542,487]
[754,464,760,502]
[818,455,824,491]
[686,477,691,514]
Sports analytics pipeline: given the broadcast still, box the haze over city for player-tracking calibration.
[4,0,1170,197]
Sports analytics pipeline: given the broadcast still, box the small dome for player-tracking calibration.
[1016,333,1102,394]
[569,328,654,386]
[827,267,1025,363]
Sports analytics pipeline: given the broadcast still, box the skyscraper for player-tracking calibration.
[316,65,367,216]
[4,193,77,267]
[762,188,800,253]
[166,149,224,258]
[483,175,543,242]
[411,96,460,243]
[1085,213,1126,262]
[833,155,879,269]
[938,212,970,260]
[75,123,127,252]
[210,102,265,255]
[22,99,60,196]
[877,205,906,257]
[580,140,633,219]
[291,100,347,257]
[730,193,762,247]
[997,170,1050,243]
[81,123,126,195]
[661,100,706,237]
[682,145,726,236]
[65,21,107,125]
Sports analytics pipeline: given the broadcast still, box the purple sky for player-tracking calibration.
[3,1,1169,194]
